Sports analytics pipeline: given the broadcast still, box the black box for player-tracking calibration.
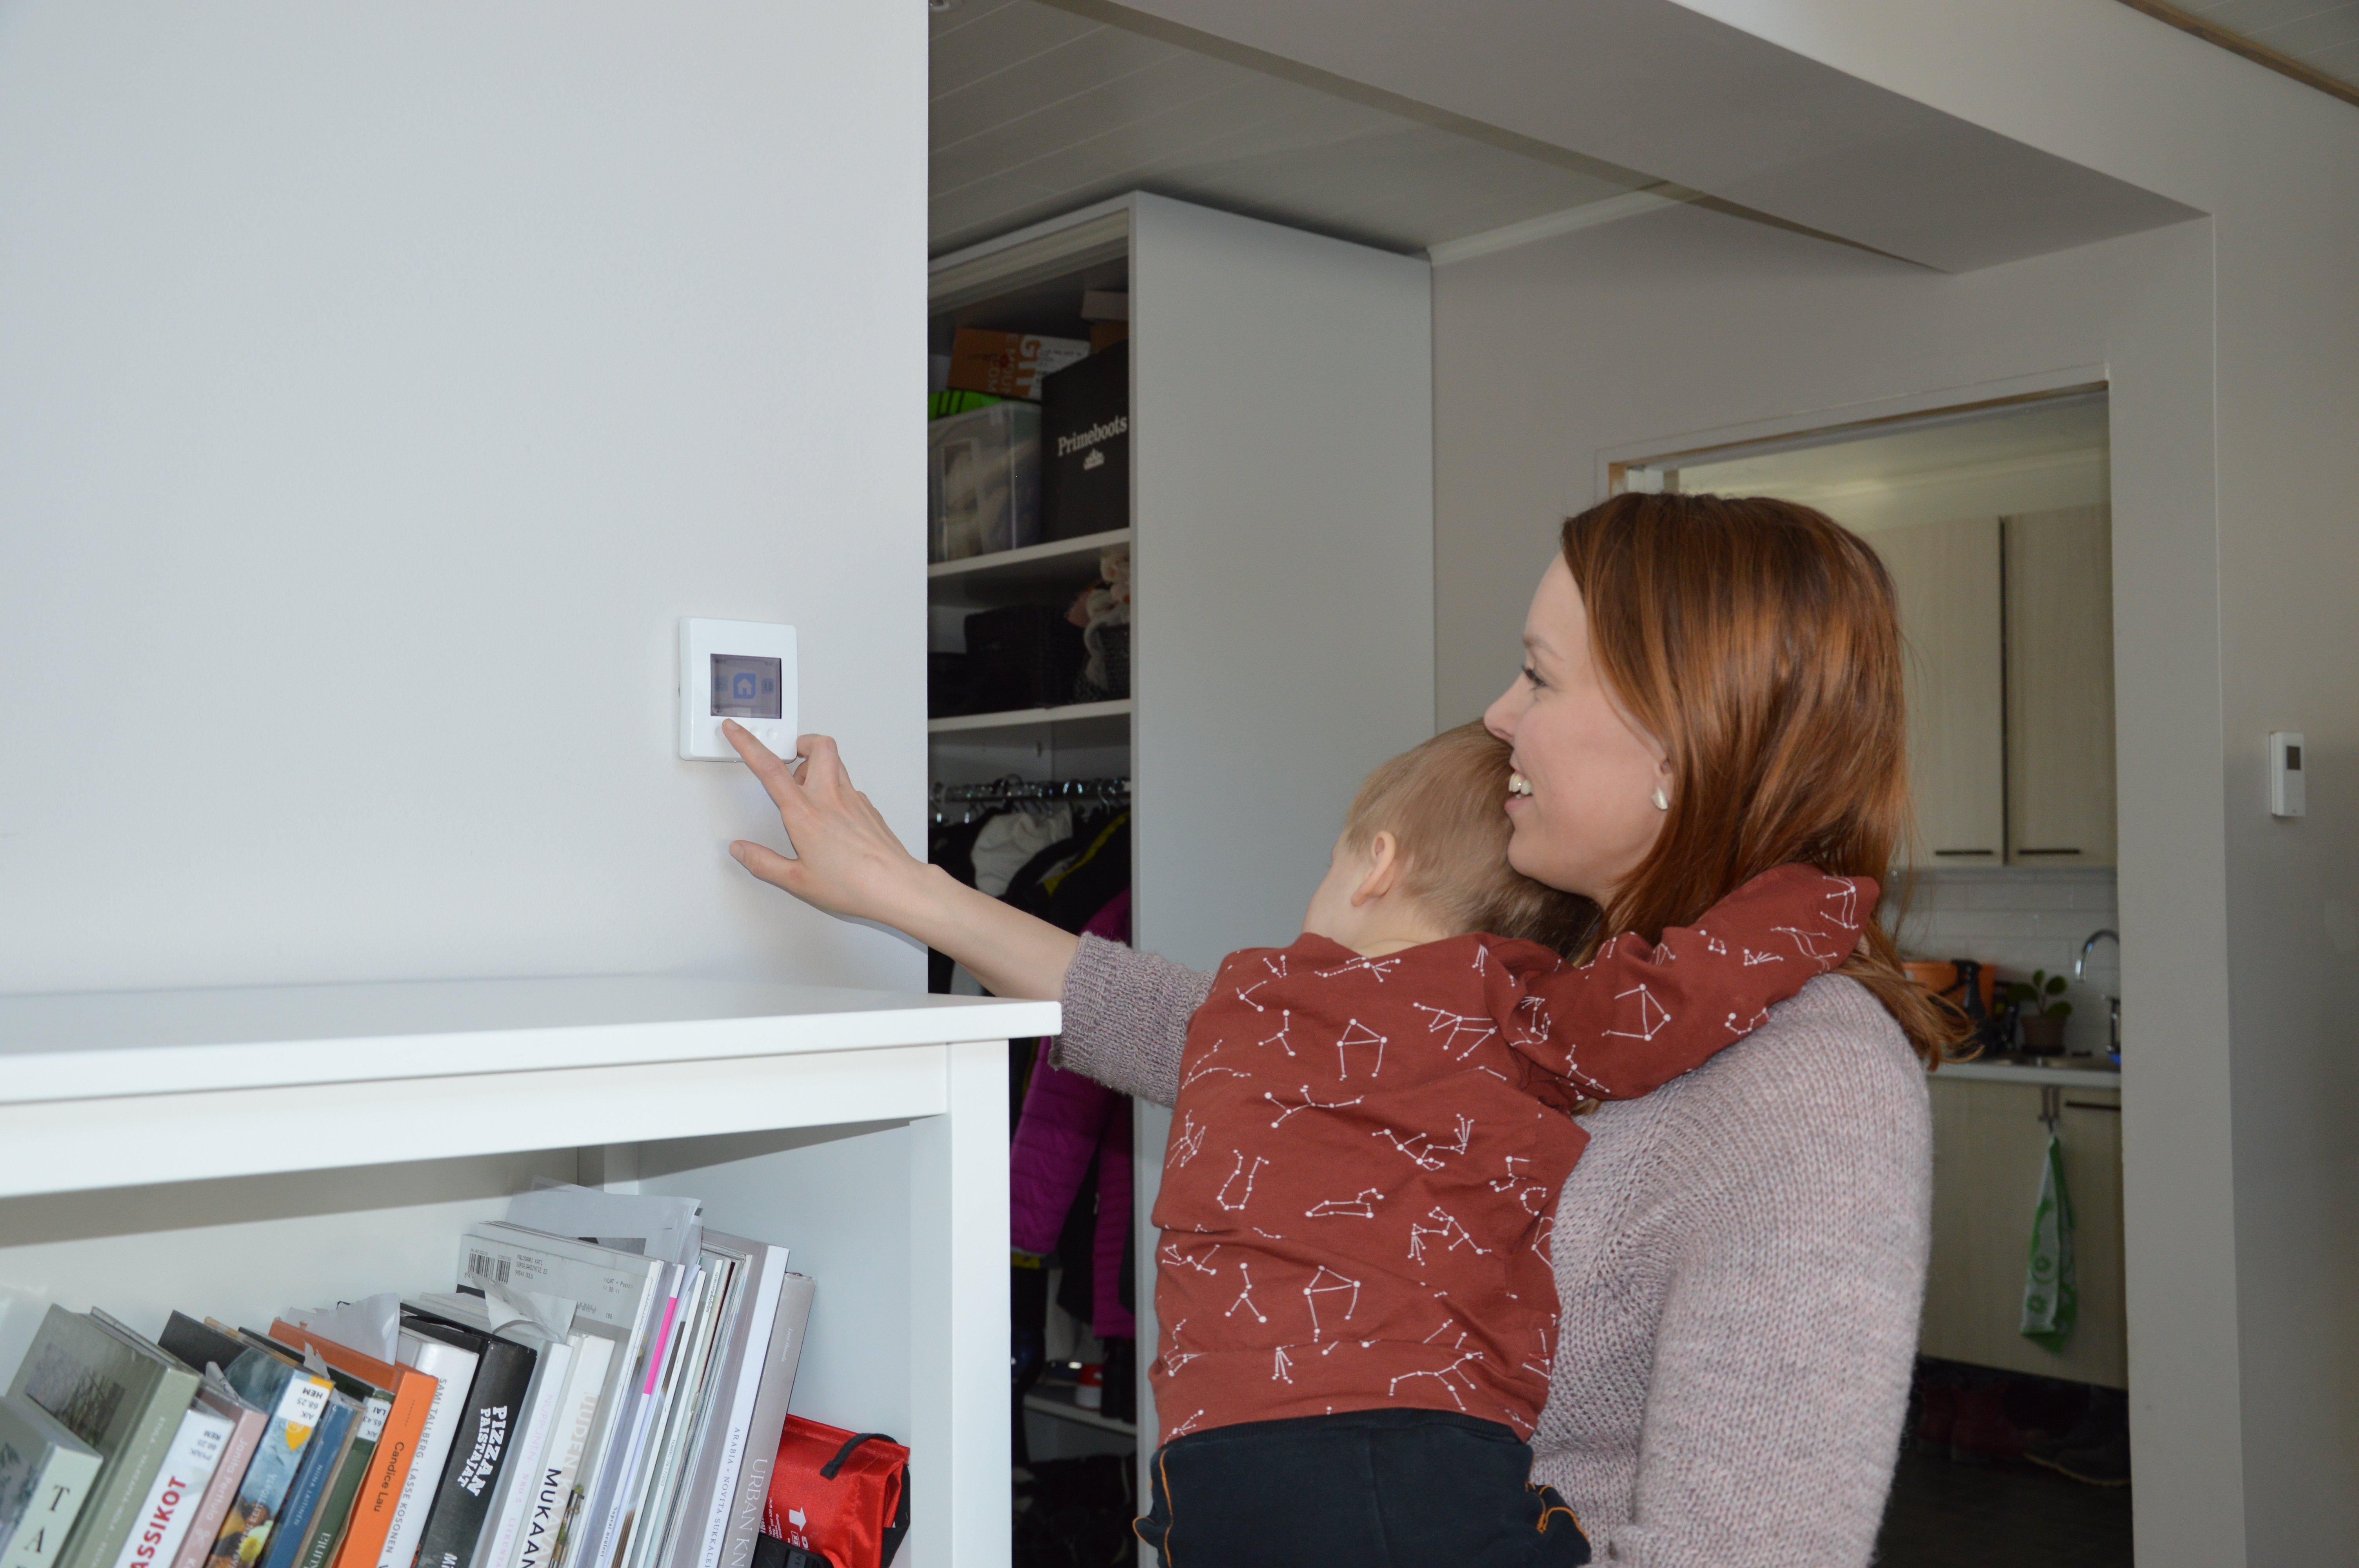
[1041,341,1128,541]
[963,606,1086,713]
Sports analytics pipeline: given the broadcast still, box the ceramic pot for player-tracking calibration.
[2019,1013,2068,1056]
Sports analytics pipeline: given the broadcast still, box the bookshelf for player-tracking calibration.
[0,978,1057,1568]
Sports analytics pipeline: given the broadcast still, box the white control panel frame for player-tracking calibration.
[679,618,797,761]
[2269,730,2306,818]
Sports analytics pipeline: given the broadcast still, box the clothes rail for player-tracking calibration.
[930,775,1130,824]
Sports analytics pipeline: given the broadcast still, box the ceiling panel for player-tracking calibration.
[929,0,1662,256]
[2151,0,2359,93]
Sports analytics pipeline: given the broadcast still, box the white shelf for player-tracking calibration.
[927,698,1131,737]
[1023,1388,1138,1437]
[927,529,1129,583]
[0,978,1058,1198]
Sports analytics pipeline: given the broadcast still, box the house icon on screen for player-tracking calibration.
[733,672,758,700]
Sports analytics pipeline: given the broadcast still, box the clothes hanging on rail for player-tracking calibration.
[970,806,1074,898]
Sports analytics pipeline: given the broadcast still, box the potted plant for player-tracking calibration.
[2009,970,2074,1056]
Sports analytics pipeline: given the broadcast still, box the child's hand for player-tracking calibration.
[723,724,931,928]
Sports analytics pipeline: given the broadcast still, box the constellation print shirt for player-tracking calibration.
[1147,862,1877,1446]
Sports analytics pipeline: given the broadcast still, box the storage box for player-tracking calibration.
[962,605,1085,713]
[1041,341,1128,541]
[928,401,1040,562]
[944,328,1090,400]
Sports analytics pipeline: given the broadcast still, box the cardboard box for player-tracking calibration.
[1041,341,1128,541]
[944,328,1090,400]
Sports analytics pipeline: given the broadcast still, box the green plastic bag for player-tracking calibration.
[2021,1129,2079,1350]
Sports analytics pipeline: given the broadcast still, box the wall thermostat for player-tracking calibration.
[680,618,796,760]
[2270,731,2306,818]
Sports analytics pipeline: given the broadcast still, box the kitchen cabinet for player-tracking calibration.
[1880,515,2007,864]
[2005,504,2117,866]
[1920,1071,2126,1387]
[1878,504,2115,867]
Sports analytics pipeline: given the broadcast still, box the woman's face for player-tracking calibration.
[1483,557,1672,904]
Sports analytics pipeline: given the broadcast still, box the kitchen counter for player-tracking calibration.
[1932,1056,2120,1089]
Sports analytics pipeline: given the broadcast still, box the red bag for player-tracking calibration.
[757,1416,911,1568]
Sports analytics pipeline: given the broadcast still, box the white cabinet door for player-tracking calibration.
[1876,516,2006,868]
[2005,505,2117,866]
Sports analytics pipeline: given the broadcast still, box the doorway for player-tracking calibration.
[1619,390,2132,1566]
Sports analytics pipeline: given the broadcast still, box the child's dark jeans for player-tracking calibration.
[1134,1407,1592,1567]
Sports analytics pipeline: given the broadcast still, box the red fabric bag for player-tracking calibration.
[757,1416,911,1568]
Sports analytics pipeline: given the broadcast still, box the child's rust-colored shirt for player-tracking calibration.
[1147,864,1875,1445]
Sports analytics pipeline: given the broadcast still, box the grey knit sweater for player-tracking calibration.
[1054,934,1932,1567]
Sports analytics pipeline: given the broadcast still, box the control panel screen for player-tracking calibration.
[710,654,784,719]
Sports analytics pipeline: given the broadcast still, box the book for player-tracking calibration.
[400,1314,534,1568]
[378,1328,477,1568]
[165,1380,263,1568]
[396,1299,571,1568]
[105,1403,233,1568]
[708,1276,811,1568]
[663,1240,789,1568]
[508,1332,614,1568]
[259,1328,430,1568]
[235,1338,383,1568]
[628,1249,742,1568]
[451,1227,666,1568]
[150,1316,329,1568]
[580,1263,692,1568]
[0,1393,103,1568]
[8,1309,201,1568]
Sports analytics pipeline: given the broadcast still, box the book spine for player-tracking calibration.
[108,1411,231,1568]
[578,1272,681,1568]
[0,1444,104,1568]
[710,1278,811,1568]
[62,1365,204,1568]
[167,1403,260,1568]
[376,1347,473,1568]
[293,1400,383,1568]
[411,1339,533,1568]
[469,1343,567,1568]
[258,1399,355,1568]
[676,1251,783,1568]
[513,1339,610,1568]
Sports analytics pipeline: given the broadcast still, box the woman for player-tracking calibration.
[725,493,1958,1565]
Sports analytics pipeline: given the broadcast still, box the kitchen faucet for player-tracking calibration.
[2077,928,2121,1062]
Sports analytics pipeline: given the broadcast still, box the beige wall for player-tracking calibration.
[1432,203,2259,1559]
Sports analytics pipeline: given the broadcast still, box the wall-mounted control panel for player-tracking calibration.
[2270,730,2306,818]
[680,618,796,760]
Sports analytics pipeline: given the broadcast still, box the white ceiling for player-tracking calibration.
[929,0,1665,258]
[2170,0,2359,90]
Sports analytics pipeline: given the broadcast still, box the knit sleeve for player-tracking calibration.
[1598,985,1930,1566]
[1046,932,1211,1108]
[1512,865,1876,1101]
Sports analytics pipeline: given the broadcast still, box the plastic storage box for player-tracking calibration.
[928,401,1041,562]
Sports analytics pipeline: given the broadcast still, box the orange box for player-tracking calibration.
[944,328,1090,400]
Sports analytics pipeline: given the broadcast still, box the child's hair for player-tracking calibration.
[1341,722,1596,953]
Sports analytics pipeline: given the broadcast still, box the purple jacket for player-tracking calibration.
[1009,891,1135,1340]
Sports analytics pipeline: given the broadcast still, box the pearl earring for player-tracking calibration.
[1651,786,1670,812]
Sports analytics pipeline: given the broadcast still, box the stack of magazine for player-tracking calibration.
[0,1186,812,1568]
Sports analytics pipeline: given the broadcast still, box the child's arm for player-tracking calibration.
[1507,864,1878,1101]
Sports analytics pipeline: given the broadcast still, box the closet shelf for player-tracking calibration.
[927,529,1130,608]
[1023,1388,1138,1438]
[927,699,1131,737]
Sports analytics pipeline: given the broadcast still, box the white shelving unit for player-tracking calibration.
[927,192,1436,1488]
[0,978,1058,1568]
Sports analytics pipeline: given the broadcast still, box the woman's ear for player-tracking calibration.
[1353,831,1405,906]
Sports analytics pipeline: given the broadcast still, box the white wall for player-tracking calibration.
[1432,203,2244,1561]
[0,3,928,995]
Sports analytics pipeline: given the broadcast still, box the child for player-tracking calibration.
[1134,723,1876,1566]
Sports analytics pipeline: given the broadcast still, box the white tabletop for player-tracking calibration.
[0,976,1061,1106]
[1931,1057,2122,1089]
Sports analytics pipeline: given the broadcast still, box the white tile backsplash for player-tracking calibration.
[1885,867,2120,1057]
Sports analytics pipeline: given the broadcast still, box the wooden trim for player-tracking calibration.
[2115,0,2359,111]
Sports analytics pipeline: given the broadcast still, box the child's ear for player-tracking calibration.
[1353,831,1405,906]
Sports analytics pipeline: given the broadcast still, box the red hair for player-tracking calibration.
[1562,493,1967,1062]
